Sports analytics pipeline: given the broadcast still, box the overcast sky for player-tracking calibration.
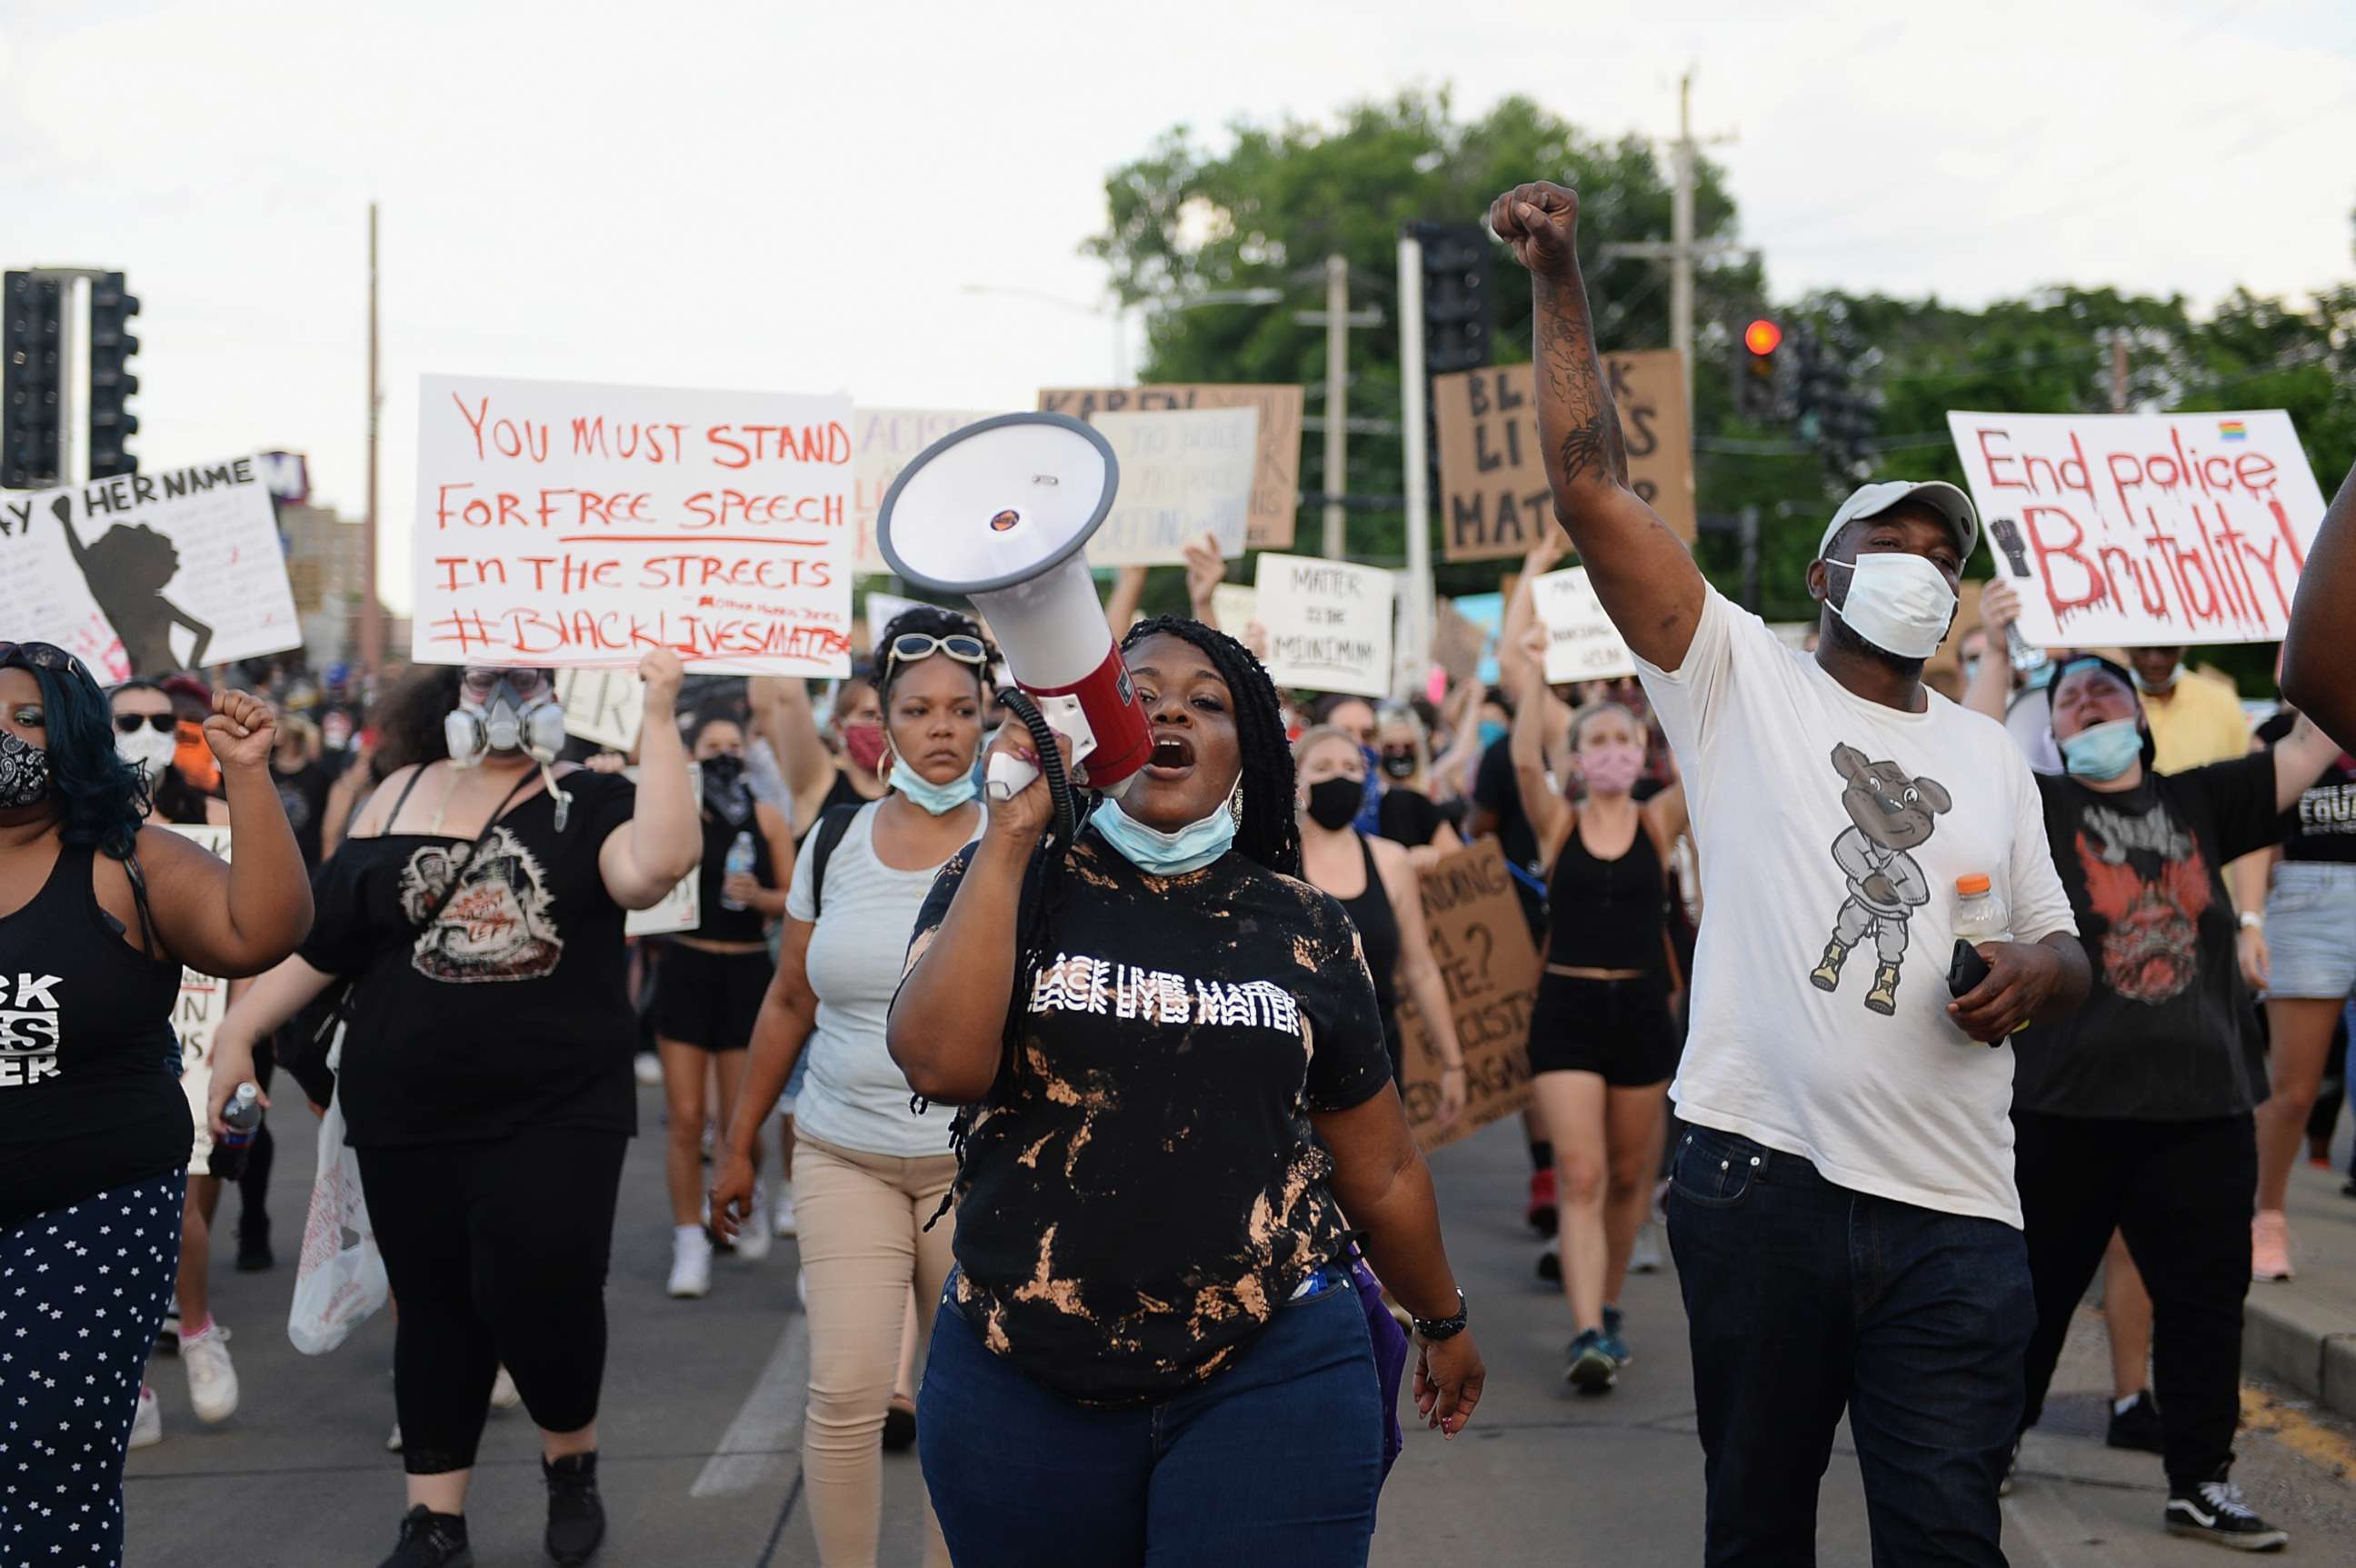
[6,0,2352,610]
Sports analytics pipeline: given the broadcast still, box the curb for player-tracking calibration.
[2242,1290,2356,1422]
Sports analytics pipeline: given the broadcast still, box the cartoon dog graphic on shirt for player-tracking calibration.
[1810,744,1952,1016]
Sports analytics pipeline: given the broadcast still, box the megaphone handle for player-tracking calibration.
[986,751,1040,802]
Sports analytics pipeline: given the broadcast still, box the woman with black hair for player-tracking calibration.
[208,654,701,1568]
[0,642,310,1567]
[710,605,992,1568]
[890,616,1483,1566]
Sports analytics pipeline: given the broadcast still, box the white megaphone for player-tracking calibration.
[877,413,1153,804]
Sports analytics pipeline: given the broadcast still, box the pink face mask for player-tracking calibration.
[841,723,888,774]
[1579,742,1646,796]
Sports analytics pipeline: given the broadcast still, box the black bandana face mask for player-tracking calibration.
[0,731,54,809]
[700,754,754,826]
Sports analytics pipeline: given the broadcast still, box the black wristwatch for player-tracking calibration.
[1411,1289,1469,1343]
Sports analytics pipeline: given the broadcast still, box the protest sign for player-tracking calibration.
[412,375,854,675]
[852,409,995,576]
[1530,567,1637,684]
[1397,839,1541,1153]
[1252,554,1394,698]
[1431,599,1487,687]
[1210,584,1258,640]
[860,590,937,652]
[554,668,645,752]
[1946,410,2326,647]
[1040,384,1303,548]
[167,827,232,1162]
[624,762,702,936]
[0,457,300,683]
[1452,591,1507,685]
[1433,352,1695,562]
[1083,407,1258,566]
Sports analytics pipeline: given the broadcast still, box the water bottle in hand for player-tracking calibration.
[721,831,756,911]
[220,1082,263,1149]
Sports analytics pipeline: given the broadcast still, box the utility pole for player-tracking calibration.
[1394,232,1433,700]
[1293,255,1382,559]
[361,202,384,676]
[1601,71,1740,423]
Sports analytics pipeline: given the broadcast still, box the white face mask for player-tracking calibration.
[117,727,180,783]
[1822,553,1958,662]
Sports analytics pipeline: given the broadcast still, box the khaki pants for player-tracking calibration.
[796,1134,957,1568]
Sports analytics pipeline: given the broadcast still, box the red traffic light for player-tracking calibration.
[1743,318,1783,356]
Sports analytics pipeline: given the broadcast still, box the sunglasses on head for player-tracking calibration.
[886,633,988,670]
[115,713,175,735]
[0,642,82,678]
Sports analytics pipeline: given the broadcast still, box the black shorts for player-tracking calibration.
[651,944,772,1052]
[1525,971,1679,1087]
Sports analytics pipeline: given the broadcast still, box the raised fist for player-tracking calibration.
[1487,183,1582,280]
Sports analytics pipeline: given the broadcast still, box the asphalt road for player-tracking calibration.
[125,1087,2356,1565]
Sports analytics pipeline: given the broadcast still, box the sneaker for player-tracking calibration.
[386,1419,404,1453]
[235,1219,275,1273]
[376,1504,474,1568]
[1535,1236,1561,1283]
[2251,1211,2294,1283]
[543,1452,606,1566]
[490,1364,522,1411]
[668,1226,714,1298]
[2165,1477,2289,1552]
[182,1324,238,1423]
[1600,1304,1632,1364]
[1527,1167,1559,1236]
[155,1309,180,1356]
[772,1184,799,1239]
[1564,1328,1619,1394]
[734,1184,773,1263]
[633,1051,662,1086]
[1629,1217,1665,1274]
[128,1384,162,1450]
[2107,1389,2165,1453]
[883,1394,918,1453]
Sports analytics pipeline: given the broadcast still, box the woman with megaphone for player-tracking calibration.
[890,614,1483,1567]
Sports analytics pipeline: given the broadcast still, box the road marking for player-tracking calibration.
[692,1313,810,1498]
[2240,1384,2356,1482]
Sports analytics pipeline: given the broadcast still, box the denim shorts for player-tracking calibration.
[2263,862,2356,1001]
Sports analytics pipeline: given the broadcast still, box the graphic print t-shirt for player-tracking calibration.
[2256,710,2356,863]
[1635,587,2077,1227]
[907,830,1392,1403]
[298,771,639,1147]
[2012,755,2278,1120]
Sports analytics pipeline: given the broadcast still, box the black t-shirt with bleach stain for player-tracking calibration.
[297,771,640,1147]
[2012,754,2279,1121]
[908,827,1392,1405]
[2256,710,2356,863]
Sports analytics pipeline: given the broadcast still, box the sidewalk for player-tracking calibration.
[2243,1154,2356,1422]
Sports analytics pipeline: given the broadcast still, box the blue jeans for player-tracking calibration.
[1667,1125,2032,1567]
[919,1267,1382,1566]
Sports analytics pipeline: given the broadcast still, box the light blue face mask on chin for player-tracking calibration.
[888,754,980,815]
[1092,794,1235,876]
[2059,716,2145,781]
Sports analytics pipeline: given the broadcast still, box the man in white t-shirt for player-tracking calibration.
[1492,179,2090,1566]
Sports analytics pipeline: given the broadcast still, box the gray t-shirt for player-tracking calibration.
[784,803,978,1157]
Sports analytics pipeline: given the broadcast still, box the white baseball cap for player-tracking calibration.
[1815,480,1980,562]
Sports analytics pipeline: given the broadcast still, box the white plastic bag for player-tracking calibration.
[287,1064,388,1355]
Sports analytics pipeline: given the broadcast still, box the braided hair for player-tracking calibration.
[1118,614,1301,878]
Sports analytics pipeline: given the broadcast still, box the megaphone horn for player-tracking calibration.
[876,413,1154,809]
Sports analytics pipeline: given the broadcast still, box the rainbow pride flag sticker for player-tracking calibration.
[2219,419,2249,441]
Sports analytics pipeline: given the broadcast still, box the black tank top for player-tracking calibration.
[1545,813,1669,975]
[0,843,189,1228]
[690,793,775,943]
[796,768,872,845]
[1333,833,1402,1022]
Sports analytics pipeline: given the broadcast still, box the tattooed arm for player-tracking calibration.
[2282,458,2356,751]
[1488,182,1709,671]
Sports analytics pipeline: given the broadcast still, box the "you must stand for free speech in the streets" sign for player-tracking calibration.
[413,375,854,675]
[1946,409,2326,648]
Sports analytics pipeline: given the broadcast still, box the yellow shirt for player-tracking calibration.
[2143,670,2249,774]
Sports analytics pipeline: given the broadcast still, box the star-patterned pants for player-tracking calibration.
[0,1171,185,1568]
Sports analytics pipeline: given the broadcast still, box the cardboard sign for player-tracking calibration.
[1430,599,1488,687]
[0,457,300,682]
[1082,407,1259,566]
[412,375,854,675]
[1253,554,1394,698]
[1530,566,1637,683]
[624,761,702,936]
[1209,584,1258,640]
[1433,351,1696,563]
[1946,409,2327,647]
[1040,384,1303,548]
[1396,839,1542,1152]
[852,408,996,576]
[168,827,233,1163]
[554,668,646,752]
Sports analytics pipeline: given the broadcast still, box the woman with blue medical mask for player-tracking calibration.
[710,606,991,1568]
[890,616,1484,1564]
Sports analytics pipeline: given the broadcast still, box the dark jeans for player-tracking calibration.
[2013,1111,2253,1489]
[919,1267,1382,1567]
[1666,1125,2032,1567]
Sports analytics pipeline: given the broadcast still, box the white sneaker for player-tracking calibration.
[734,1184,773,1262]
[772,1184,798,1240]
[668,1226,714,1298]
[490,1364,521,1410]
[128,1385,162,1450]
[633,1051,663,1086]
[385,1419,403,1453]
[182,1326,239,1423]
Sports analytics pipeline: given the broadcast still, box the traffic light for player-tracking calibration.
[3,272,62,490]
[87,272,139,478]
[1413,222,1493,375]
[1732,316,1782,419]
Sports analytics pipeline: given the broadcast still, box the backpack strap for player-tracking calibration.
[806,802,864,920]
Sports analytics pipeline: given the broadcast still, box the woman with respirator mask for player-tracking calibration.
[207,654,700,1568]
[890,615,1484,1566]
[1507,625,1689,1396]
[710,606,993,1568]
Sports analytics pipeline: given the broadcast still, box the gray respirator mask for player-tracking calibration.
[445,673,566,767]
